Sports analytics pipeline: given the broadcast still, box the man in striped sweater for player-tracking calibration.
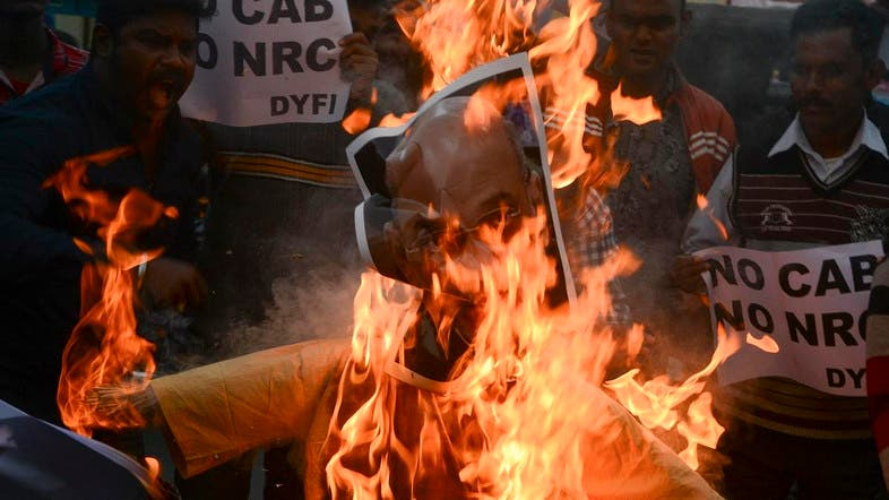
[677,0,889,496]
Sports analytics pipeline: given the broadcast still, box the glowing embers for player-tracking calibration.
[45,147,175,437]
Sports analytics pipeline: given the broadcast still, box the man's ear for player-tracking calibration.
[91,24,114,59]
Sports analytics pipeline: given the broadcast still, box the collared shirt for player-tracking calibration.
[683,111,889,253]
[562,186,630,325]
[0,29,88,105]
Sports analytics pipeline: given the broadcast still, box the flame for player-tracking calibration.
[343,108,373,135]
[603,326,741,470]
[44,147,174,436]
[378,112,416,128]
[325,204,724,495]
[696,194,729,241]
[342,89,380,134]
[610,83,661,125]
[394,0,609,189]
[145,456,161,481]
[746,332,780,354]
[326,0,731,493]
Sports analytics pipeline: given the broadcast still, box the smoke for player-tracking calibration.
[219,260,363,357]
[192,177,366,361]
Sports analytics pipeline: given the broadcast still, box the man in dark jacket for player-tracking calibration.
[0,0,208,424]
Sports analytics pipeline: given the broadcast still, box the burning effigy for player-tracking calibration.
[51,1,744,497]
[100,84,723,499]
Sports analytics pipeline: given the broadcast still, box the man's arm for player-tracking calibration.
[0,120,88,284]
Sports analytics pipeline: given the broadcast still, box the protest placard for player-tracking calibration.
[696,241,884,396]
[180,0,352,126]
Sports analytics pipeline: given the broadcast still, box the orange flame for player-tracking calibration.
[342,89,379,134]
[138,456,167,499]
[696,194,729,241]
[44,147,174,436]
[604,326,741,470]
[610,83,662,125]
[378,111,416,128]
[325,207,722,494]
[394,0,611,189]
[328,0,729,493]
[342,108,373,135]
[746,332,780,354]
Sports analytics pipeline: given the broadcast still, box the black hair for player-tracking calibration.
[791,0,884,65]
[95,0,211,36]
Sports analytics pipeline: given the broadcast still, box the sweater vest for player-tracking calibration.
[720,121,889,440]
[732,146,889,247]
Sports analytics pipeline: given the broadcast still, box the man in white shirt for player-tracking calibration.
[671,0,889,497]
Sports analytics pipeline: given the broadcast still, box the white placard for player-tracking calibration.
[696,241,884,396]
[180,0,352,126]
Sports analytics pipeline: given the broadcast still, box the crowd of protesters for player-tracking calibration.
[4,0,889,498]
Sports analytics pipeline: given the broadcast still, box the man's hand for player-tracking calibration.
[140,257,207,310]
[669,254,710,295]
[339,33,379,106]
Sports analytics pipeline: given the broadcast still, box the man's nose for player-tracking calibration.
[633,24,653,44]
[160,43,190,71]
[801,70,825,95]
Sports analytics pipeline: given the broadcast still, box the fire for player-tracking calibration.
[342,108,372,135]
[324,0,737,494]
[342,89,380,134]
[378,111,416,128]
[604,327,741,470]
[44,148,175,436]
[145,456,161,481]
[324,195,730,495]
[696,194,729,241]
[611,83,661,125]
[395,0,663,190]
[746,332,780,354]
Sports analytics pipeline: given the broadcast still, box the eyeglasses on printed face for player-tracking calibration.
[399,203,524,256]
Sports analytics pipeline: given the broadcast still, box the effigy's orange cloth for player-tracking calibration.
[312,362,721,500]
[151,338,350,478]
[153,343,720,498]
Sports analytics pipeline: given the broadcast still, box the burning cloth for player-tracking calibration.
[151,336,715,499]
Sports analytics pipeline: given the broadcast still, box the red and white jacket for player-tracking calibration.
[0,29,88,105]
[545,65,736,194]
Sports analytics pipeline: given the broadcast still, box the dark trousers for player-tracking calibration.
[715,417,887,500]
